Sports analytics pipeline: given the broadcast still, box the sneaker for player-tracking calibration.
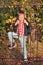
[24,59,28,62]
[8,43,16,49]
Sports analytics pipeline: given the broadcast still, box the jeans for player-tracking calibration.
[8,32,27,59]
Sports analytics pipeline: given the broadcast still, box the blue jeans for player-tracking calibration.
[8,32,27,59]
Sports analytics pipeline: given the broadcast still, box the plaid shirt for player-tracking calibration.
[17,22,24,36]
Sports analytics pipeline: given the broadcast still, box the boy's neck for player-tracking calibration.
[19,20,24,23]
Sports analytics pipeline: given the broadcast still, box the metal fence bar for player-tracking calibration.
[0,3,43,6]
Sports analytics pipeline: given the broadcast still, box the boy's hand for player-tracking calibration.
[15,20,19,26]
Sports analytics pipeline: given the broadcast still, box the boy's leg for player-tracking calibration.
[8,32,18,49]
[19,37,24,53]
[19,36,27,60]
[23,36,27,60]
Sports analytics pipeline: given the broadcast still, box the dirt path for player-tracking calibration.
[0,38,43,65]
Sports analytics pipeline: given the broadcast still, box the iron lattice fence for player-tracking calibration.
[0,1,43,64]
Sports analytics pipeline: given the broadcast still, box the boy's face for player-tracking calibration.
[18,13,24,22]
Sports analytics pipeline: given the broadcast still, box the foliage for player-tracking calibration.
[0,0,43,42]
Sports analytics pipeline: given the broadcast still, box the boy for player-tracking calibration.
[8,10,29,61]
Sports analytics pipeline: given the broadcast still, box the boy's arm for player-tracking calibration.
[24,20,28,26]
[15,20,19,26]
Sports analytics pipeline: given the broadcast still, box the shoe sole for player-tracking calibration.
[9,45,17,49]
[24,59,28,62]
[24,60,28,62]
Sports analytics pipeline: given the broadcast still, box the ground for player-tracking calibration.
[0,36,43,65]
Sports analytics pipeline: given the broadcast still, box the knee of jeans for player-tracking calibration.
[8,32,12,36]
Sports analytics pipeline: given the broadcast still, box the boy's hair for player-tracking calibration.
[18,10,24,14]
